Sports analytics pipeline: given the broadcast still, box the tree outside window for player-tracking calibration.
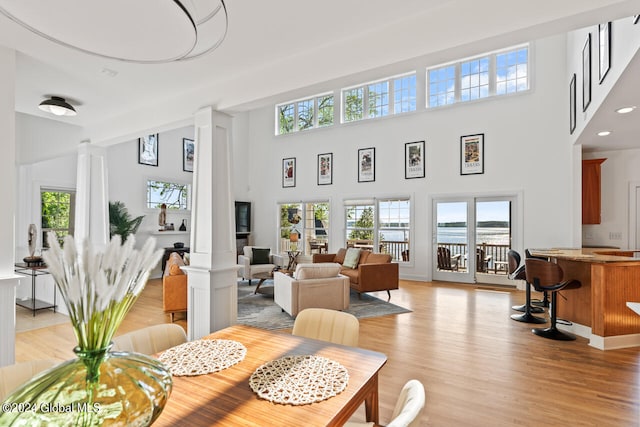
[41,189,75,248]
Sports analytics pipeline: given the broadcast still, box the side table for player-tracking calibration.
[286,251,300,271]
[14,263,56,317]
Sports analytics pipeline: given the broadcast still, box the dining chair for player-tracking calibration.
[291,308,359,347]
[344,379,426,427]
[0,359,56,400]
[111,323,188,355]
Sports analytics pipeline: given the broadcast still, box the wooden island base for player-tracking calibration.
[531,249,640,350]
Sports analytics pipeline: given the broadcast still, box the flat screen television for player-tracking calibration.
[235,201,251,234]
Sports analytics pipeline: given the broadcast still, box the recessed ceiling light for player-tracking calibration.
[597,131,611,136]
[616,106,636,114]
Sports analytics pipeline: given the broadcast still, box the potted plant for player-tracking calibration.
[109,201,144,241]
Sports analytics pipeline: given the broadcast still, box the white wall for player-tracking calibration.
[583,149,640,249]
[107,125,194,278]
[15,154,77,314]
[567,17,640,144]
[244,34,575,281]
[15,112,84,165]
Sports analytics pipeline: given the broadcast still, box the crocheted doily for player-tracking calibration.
[249,355,349,405]
[158,339,247,376]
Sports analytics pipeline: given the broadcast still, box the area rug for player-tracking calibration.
[237,280,411,330]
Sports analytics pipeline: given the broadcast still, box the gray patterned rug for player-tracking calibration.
[237,279,411,330]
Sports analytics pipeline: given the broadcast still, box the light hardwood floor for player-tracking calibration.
[14,279,640,426]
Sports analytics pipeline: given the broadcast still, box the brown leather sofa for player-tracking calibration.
[312,248,399,298]
[163,252,187,322]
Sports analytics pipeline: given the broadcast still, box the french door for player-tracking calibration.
[432,195,518,285]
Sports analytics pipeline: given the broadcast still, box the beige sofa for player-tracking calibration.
[274,263,350,317]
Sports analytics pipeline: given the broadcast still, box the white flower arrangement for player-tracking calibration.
[42,232,163,351]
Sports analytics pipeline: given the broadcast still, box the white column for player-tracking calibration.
[74,142,109,247]
[183,107,238,340]
[0,47,19,366]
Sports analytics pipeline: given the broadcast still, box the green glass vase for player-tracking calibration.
[0,345,172,426]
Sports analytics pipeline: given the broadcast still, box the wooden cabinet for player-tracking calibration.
[582,158,606,224]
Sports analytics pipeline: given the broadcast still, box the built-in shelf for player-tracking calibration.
[152,231,189,235]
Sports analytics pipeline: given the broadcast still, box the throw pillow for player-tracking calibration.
[252,248,271,265]
[342,248,361,269]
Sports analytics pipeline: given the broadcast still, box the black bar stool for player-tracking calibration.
[524,258,581,341]
[509,250,546,324]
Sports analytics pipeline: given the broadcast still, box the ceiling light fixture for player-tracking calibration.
[616,106,636,114]
[0,0,228,63]
[597,131,611,136]
[38,96,77,116]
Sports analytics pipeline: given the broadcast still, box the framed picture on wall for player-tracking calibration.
[357,147,375,183]
[598,22,611,83]
[460,134,484,175]
[317,153,333,185]
[582,33,592,111]
[405,141,425,179]
[183,138,194,172]
[569,73,577,134]
[283,157,296,188]
[138,134,158,166]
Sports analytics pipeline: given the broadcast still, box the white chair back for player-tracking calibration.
[292,308,359,346]
[387,379,426,427]
[112,323,187,355]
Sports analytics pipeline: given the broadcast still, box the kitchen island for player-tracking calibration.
[529,248,640,350]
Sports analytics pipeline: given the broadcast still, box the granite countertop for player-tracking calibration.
[529,248,640,263]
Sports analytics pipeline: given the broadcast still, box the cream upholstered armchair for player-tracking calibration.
[274,263,350,318]
[237,246,277,285]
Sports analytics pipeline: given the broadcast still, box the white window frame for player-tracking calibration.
[342,72,417,123]
[145,179,191,211]
[427,43,529,108]
[41,187,76,248]
[275,92,334,135]
[344,197,411,263]
[278,201,330,255]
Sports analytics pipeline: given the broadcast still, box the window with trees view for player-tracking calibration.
[146,180,190,210]
[276,93,334,135]
[278,202,329,255]
[345,198,410,262]
[342,73,416,123]
[427,44,529,108]
[41,189,75,248]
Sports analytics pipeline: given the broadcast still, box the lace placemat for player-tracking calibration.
[158,339,247,376]
[249,355,349,405]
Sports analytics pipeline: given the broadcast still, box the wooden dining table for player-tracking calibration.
[153,324,387,426]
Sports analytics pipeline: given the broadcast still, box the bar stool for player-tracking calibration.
[525,258,581,341]
[509,250,546,324]
[525,249,550,308]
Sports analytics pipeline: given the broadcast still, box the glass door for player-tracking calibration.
[433,200,475,283]
[433,196,517,285]
[475,199,513,285]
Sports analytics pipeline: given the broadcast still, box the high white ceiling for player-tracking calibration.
[0,0,638,148]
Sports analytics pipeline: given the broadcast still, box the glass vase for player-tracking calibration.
[0,345,172,426]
